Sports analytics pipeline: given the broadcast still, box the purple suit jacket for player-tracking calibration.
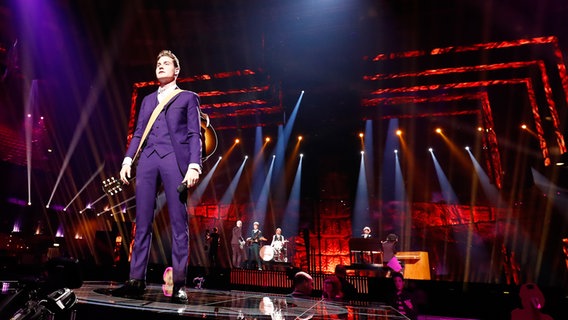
[126,90,202,174]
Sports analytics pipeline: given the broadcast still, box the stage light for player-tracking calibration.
[554,153,568,166]
[300,154,304,157]
[235,138,240,144]
[396,129,402,136]
[361,151,365,155]
[394,149,398,154]
[428,148,433,152]
[359,133,364,138]
[265,137,271,142]
[245,155,248,159]
[298,136,303,141]
[465,146,470,151]
[435,128,442,134]
[477,127,483,132]
[521,124,527,130]
[273,155,276,158]
[219,156,222,160]
[27,114,31,118]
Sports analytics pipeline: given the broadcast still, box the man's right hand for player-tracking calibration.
[120,164,131,184]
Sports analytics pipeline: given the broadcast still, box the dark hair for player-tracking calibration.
[335,264,347,276]
[391,272,404,280]
[386,233,398,242]
[323,276,341,298]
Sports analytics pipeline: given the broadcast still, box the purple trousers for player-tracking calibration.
[129,151,189,286]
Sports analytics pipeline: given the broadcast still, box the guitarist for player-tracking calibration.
[247,221,263,270]
[231,220,246,268]
[113,50,201,304]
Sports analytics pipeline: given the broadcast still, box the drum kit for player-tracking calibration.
[259,245,274,262]
[260,240,288,262]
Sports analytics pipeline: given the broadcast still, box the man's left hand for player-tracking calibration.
[182,168,200,188]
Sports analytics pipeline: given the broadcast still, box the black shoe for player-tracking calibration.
[171,287,188,304]
[112,279,146,298]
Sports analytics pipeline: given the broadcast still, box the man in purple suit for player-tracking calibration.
[112,50,202,304]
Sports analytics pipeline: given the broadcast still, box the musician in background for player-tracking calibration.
[271,227,288,262]
[231,220,245,268]
[207,227,220,268]
[247,222,263,270]
[382,233,401,274]
[357,226,372,263]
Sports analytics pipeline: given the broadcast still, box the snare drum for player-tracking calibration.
[260,245,274,261]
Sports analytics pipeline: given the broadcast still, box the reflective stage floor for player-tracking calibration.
[73,281,408,319]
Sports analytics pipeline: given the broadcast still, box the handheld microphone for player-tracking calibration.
[177,183,188,193]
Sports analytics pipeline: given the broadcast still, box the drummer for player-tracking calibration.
[270,228,287,262]
[247,221,263,270]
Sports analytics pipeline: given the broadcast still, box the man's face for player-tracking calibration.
[237,220,242,227]
[156,56,179,83]
[394,276,404,292]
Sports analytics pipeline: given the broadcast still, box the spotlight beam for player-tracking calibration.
[430,151,459,204]
[281,155,303,240]
[466,149,503,205]
[64,162,106,211]
[47,42,122,208]
[353,150,370,235]
[252,156,275,224]
[95,195,136,216]
[219,156,249,205]
[189,157,222,205]
[25,81,39,206]
[81,193,107,212]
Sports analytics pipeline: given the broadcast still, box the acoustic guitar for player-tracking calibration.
[199,112,217,162]
[102,113,217,196]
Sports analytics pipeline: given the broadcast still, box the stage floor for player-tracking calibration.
[73,281,409,319]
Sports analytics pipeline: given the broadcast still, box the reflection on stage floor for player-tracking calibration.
[74,281,408,319]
